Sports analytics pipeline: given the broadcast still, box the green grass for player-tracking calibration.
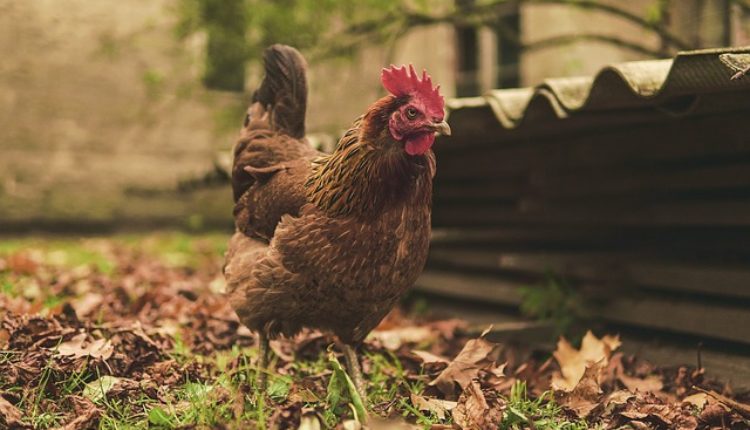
[501,381,595,430]
[0,237,113,274]
[0,232,227,313]
[4,337,589,429]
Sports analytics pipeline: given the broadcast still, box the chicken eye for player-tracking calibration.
[405,107,418,119]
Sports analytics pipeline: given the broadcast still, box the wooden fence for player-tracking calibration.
[415,47,750,388]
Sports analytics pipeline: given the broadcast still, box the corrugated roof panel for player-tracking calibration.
[453,46,750,134]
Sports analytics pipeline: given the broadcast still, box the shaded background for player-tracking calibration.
[2,0,747,231]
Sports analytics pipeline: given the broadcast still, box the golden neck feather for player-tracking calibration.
[305,105,433,218]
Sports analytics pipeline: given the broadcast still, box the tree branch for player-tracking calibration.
[526,0,692,50]
[337,0,694,52]
[313,0,697,66]
[523,34,665,58]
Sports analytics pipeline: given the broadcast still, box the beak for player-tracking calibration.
[432,121,451,136]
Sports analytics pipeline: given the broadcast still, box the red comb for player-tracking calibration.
[381,64,444,117]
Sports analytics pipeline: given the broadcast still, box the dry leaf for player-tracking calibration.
[56,333,114,360]
[0,329,9,349]
[606,390,635,406]
[411,350,449,364]
[484,362,507,389]
[82,376,125,403]
[429,334,497,397]
[452,380,503,430]
[369,326,435,350]
[6,252,38,275]
[0,395,29,429]
[699,402,730,424]
[410,393,457,420]
[54,396,101,430]
[698,388,750,419]
[682,393,709,409]
[559,359,604,418]
[71,293,103,318]
[620,408,672,427]
[552,331,620,391]
[618,372,663,393]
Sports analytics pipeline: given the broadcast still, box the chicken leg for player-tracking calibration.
[342,344,367,402]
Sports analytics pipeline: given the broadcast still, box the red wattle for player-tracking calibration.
[404,133,435,156]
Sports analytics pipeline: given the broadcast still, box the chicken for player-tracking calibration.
[223,44,450,397]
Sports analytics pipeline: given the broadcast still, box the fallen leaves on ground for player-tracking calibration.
[0,394,29,429]
[551,330,620,391]
[429,328,500,398]
[0,234,748,429]
[452,380,504,429]
[409,393,457,420]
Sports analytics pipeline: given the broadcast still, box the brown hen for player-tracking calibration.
[224,44,450,397]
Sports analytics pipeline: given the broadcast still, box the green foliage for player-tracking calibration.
[520,273,583,334]
[95,32,122,59]
[148,407,175,426]
[327,352,367,424]
[212,98,248,134]
[366,351,407,405]
[171,0,689,94]
[501,381,595,430]
[398,396,446,428]
[174,0,410,78]
[142,69,166,99]
[82,376,122,403]
[203,0,247,91]
[644,0,670,25]
[267,376,291,402]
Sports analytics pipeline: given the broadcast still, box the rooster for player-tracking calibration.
[224,44,450,397]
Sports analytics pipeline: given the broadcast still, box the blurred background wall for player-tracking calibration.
[0,0,747,230]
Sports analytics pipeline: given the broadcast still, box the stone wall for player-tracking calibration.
[0,0,237,228]
[0,0,455,230]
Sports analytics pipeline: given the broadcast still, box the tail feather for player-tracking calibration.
[253,44,307,139]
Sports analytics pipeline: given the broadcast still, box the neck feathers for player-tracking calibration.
[305,96,433,218]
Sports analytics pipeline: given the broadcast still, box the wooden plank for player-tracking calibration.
[432,200,750,227]
[436,110,750,180]
[434,178,526,201]
[463,322,557,347]
[415,270,523,306]
[430,227,622,245]
[414,271,750,344]
[530,164,750,200]
[430,227,750,258]
[628,263,750,299]
[434,163,750,204]
[427,249,750,299]
[593,295,750,345]
[428,249,619,282]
